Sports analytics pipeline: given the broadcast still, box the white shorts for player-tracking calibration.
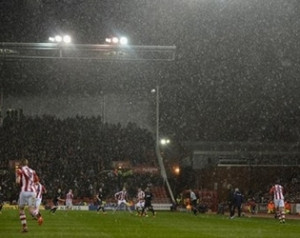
[35,198,42,208]
[66,199,73,207]
[19,191,36,207]
[274,199,284,208]
[117,199,127,206]
[136,201,145,209]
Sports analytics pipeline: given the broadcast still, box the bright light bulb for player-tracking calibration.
[55,35,62,42]
[120,37,128,45]
[160,139,170,145]
[63,35,71,43]
[112,37,119,44]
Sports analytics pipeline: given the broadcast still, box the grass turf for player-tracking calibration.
[0,209,300,238]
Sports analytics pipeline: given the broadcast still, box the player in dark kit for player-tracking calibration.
[141,187,156,217]
[230,188,243,218]
[96,188,106,214]
[50,188,64,213]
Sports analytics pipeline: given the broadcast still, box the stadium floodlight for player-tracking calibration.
[63,35,71,43]
[105,36,128,45]
[105,38,112,43]
[119,37,128,45]
[49,35,72,43]
[112,37,119,44]
[1,42,176,61]
[55,35,62,42]
[152,85,175,204]
[160,138,170,145]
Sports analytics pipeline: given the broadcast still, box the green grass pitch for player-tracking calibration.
[1,210,300,238]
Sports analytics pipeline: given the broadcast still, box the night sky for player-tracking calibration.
[1,0,300,142]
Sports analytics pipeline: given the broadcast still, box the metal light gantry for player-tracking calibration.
[0,41,177,203]
[0,42,176,61]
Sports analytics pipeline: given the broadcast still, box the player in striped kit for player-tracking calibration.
[113,187,132,213]
[66,189,74,210]
[269,179,286,223]
[33,181,47,219]
[135,187,145,216]
[16,159,43,233]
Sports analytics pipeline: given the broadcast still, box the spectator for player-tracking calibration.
[267,200,275,214]
[284,201,291,214]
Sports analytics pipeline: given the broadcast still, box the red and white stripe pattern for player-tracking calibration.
[137,190,145,201]
[36,182,46,199]
[18,166,38,193]
[66,191,73,200]
[115,190,127,200]
[270,184,284,200]
[19,211,27,226]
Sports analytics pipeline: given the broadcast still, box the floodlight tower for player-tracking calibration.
[152,85,176,204]
[0,37,176,203]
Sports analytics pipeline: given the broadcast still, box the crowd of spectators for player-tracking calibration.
[0,113,160,203]
[1,112,300,207]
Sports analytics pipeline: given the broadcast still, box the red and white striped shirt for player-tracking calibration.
[66,191,73,200]
[17,165,38,193]
[115,190,127,200]
[137,190,145,201]
[36,182,46,199]
[269,184,284,200]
